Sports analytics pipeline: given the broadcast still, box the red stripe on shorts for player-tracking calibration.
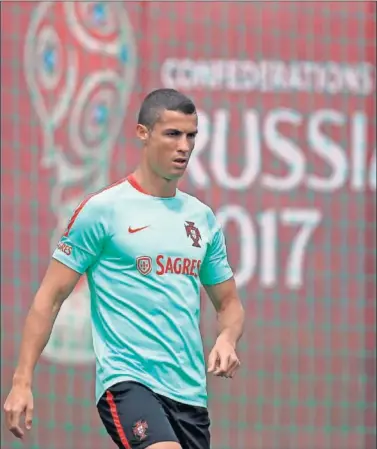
[106,390,131,449]
[63,177,127,237]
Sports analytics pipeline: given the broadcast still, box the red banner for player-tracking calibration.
[1,2,375,449]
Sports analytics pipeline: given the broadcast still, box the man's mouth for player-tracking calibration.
[173,158,187,163]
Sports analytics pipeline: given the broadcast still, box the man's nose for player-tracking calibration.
[178,136,191,153]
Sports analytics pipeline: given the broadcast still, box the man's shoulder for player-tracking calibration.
[77,177,129,214]
[177,190,218,229]
[177,190,214,216]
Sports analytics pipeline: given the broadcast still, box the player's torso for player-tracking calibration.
[90,187,211,405]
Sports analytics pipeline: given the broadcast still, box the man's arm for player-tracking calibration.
[4,193,108,439]
[4,260,81,439]
[199,209,245,378]
[204,276,244,348]
[12,260,81,387]
[204,277,245,378]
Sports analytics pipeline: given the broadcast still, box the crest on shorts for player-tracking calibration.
[136,256,152,275]
[185,221,201,248]
[132,419,148,440]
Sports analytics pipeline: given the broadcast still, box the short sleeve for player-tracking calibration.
[199,211,233,286]
[52,196,109,274]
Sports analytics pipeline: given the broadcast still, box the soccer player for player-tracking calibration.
[4,89,245,449]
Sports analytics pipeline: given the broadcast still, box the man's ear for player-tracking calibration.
[136,124,149,143]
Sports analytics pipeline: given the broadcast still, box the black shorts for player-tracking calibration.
[97,381,211,449]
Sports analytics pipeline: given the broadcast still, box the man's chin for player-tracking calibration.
[165,169,186,181]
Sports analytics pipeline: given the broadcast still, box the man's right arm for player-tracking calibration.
[4,193,109,439]
[12,259,81,388]
[3,259,81,439]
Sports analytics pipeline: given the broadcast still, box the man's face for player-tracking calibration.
[137,110,198,180]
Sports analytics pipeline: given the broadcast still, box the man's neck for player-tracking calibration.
[131,166,177,198]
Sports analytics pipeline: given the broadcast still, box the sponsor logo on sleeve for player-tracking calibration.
[57,241,73,256]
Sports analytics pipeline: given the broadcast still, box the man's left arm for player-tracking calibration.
[199,211,245,378]
[204,278,245,378]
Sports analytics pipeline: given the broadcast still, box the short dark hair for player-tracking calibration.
[137,88,196,129]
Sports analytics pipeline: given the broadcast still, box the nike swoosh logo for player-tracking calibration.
[128,225,150,234]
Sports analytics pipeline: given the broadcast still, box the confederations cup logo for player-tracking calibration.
[24,1,137,364]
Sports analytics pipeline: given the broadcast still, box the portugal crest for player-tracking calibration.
[132,420,148,441]
[136,256,152,275]
[185,221,201,248]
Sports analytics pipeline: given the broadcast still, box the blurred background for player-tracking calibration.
[1,1,376,449]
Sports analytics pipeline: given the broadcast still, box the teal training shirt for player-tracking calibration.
[52,176,233,407]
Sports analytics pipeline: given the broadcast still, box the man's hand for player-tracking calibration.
[3,384,34,439]
[207,335,241,378]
